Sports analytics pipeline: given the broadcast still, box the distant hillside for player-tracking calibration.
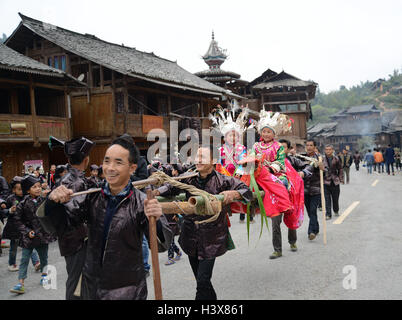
[310,69,402,125]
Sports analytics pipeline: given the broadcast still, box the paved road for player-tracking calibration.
[1,166,401,300]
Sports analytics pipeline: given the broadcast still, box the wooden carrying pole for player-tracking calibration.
[146,189,163,300]
[70,172,199,197]
[318,156,327,244]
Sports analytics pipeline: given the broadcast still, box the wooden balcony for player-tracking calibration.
[0,114,69,143]
[115,114,170,138]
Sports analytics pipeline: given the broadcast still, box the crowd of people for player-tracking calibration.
[0,106,401,300]
[362,146,401,175]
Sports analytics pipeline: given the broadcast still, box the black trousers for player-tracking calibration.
[64,242,87,300]
[305,194,320,235]
[386,162,394,174]
[271,213,297,252]
[324,183,340,217]
[188,255,217,300]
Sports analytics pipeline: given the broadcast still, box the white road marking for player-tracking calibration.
[371,179,379,187]
[333,201,360,225]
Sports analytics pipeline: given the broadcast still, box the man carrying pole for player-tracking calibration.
[299,140,325,241]
[153,145,252,300]
[37,134,173,300]
[40,136,94,300]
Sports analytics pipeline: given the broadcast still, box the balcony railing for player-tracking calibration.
[0,114,69,142]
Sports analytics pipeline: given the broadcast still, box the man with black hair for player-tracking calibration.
[301,139,325,240]
[38,136,94,300]
[323,144,343,220]
[154,146,252,300]
[385,144,395,175]
[39,134,172,300]
[279,139,313,251]
[339,148,353,184]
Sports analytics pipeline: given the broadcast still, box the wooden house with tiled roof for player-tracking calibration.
[5,13,235,167]
[0,42,85,181]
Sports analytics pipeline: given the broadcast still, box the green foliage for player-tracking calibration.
[309,68,402,125]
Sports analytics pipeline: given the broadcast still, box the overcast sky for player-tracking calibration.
[1,0,401,93]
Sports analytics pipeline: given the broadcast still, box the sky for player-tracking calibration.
[1,0,401,93]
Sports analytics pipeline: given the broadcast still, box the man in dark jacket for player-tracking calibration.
[154,145,252,300]
[323,145,344,220]
[301,140,325,241]
[339,149,353,184]
[279,139,313,251]
[39,134,172,300]
[130,156,149,182]
[353,151,361,171]
[384,144,395,175]
[39,137,94,300]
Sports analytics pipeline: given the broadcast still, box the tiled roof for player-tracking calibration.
[345,105,379,114]
[9,13,227,96]
[0,42,64,77]
[252,71,317,90]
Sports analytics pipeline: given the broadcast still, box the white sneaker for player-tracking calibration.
[8,264,19,272]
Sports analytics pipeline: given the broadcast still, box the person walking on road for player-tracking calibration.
[353,151,361,171]
[374,149,384,173]
[339,149,353,183]
[384,145,395,176]
[364,150,374,174]
[301,140,325,241]
[323,145,343,220]
[395,149,401,172]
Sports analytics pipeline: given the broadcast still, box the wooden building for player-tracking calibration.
[5,13,232,168]
[245,69,317,150]
[0,42,85,181]
[308,105,402,152]
[194,34,318,150]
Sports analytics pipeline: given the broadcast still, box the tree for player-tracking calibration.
[0,33,7,43]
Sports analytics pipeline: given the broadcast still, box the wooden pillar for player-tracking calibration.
[100,65,104,90]
[167,91,172,115]
[111,71,117,140]
[88,61,93,87]
[64,86,72,140]
[200,99,204,118]
[29,75,40,147]
[123,76,129,133]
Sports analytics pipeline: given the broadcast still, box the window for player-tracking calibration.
[47,55,66,71]
[54,56,59,69]
[60,56,66,71]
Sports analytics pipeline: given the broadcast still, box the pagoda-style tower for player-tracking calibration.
[195,32,246,92]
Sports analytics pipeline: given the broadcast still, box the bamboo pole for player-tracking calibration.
[70,172,199,197]
[146,189,163,300]
[318,156,327,244]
